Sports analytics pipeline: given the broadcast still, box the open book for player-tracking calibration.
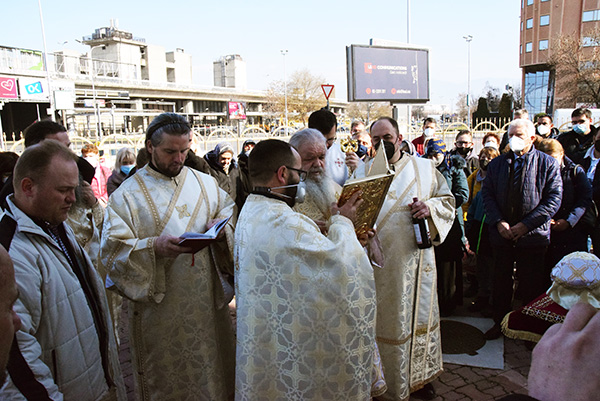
[338,144,394,235]
[177,216,231,253]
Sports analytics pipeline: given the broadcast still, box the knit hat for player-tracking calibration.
[425,138,446,157]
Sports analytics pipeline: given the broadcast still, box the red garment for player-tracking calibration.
[91,163,112,204]
[412,135,425,155]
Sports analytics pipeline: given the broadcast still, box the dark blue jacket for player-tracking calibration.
[481,147,562,248]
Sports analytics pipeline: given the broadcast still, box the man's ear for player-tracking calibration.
[19,177,35,197]
[275,165,287,185]
[146,140,154,155]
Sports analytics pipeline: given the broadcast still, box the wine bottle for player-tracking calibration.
[412,197,432,249]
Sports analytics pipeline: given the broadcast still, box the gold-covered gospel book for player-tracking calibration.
[338,172,394,236]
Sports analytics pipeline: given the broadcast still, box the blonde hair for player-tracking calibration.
[537,138,564,157]
[114,147,136,170]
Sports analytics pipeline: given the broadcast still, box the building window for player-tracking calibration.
[541,0,549,2]
[526,42,533,52]
[539,40,549,50]
[520,45,523,54]
[527,0,533,5]
[540,15,550,26]
[524,69,554,115]
[527,18,533,29]
[583,10,600,22]
[583,37,600,47]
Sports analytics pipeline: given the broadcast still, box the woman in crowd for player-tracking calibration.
[107,147,136,196]
[425,139,469,316]
[81,143,112,206]
[537,139,591,270]
[464,146,500,315]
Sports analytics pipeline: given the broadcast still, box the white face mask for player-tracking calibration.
[423,128,435,138]
[537,124,551,137]
[84,156,98,167]
[509,136,526,153]
[484,141,498,149]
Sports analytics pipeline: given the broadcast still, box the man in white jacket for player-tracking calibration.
[0,140,124,400]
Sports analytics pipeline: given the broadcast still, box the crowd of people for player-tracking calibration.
[0,108,598,401]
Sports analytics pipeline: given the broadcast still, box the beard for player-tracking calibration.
[305,174,338,215]
[308,165,326,183]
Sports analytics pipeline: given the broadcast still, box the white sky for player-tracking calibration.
[3,0,522,110]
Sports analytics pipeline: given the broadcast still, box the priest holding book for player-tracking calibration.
[234,139,378,400]
[359,117,455,401]
[99,113,236,400]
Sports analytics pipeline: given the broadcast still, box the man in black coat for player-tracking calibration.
[482,118,562,339]
[557,107,598,164]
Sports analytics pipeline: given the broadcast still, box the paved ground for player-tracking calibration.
[117,301,533,401]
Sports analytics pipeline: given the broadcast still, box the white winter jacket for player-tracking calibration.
[0,197,125,401]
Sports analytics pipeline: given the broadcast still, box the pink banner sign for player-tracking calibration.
[0,76,18,98]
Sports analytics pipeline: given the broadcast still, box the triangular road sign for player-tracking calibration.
[321,84,334,99]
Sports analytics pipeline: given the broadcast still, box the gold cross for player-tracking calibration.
[176,204,191,219]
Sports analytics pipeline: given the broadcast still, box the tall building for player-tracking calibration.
[213,55,247,90]
[520,0,600,115]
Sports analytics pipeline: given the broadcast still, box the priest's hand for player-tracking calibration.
[345,152,361,171]
[154,235,193,257]
[528,302,600,401]
[357,229,375,247]
[409,199,430,219]
[206,218,226,240]
[331,190,363,224]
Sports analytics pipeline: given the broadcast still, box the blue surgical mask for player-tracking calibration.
[120,165,134,175]
[573,124,587,135]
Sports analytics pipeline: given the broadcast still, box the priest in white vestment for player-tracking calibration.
[289,129,342,224]
[359,117,455,401]
[234,139,377,401]
[100,113,236,401]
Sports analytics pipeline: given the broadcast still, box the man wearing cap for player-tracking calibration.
[100,112,236,400]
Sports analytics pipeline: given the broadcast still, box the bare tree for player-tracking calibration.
[549,28,600,107]
[266,69,327,125]
[346,102,392,125]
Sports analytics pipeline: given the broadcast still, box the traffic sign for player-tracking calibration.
[321,84,334,100]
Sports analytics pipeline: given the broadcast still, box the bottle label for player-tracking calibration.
[413,223,422,244]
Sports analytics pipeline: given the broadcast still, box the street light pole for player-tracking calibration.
[281,50,288,132]
[38,0,56,121]
[463,35,473,128]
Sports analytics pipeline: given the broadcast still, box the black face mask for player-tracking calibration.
[595,140,600,153]
[457,147,472,157]
[375,140,397,161]
[479,159,490,171]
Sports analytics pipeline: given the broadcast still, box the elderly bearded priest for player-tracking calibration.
[100,113,236,400]
[234,139,377,400]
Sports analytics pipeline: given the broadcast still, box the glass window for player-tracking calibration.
[583,10,600,22]
[526,18,533,29]
[539,40,549,50]
[541,0,549,2]
[526,42,533,52]
[527,0,533,5]
[524,69,553,116]
[540,15,550,26]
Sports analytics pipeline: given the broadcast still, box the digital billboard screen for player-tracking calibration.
[346,44,429,103]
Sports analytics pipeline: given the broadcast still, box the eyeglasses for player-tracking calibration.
[285,166,308,182]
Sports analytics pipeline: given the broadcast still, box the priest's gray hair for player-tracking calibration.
[289,128,326,151]
[508,118,535,137]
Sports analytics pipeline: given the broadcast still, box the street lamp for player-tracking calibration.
[38,0,56,121]
[77,40,104,139]
[281,50,288,132]
[463,35,473,128]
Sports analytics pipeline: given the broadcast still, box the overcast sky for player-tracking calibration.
[3,0,522,110]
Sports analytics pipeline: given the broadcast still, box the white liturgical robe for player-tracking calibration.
[360,154,455,401]
[234,194,377,401]
[100,165,236,401]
